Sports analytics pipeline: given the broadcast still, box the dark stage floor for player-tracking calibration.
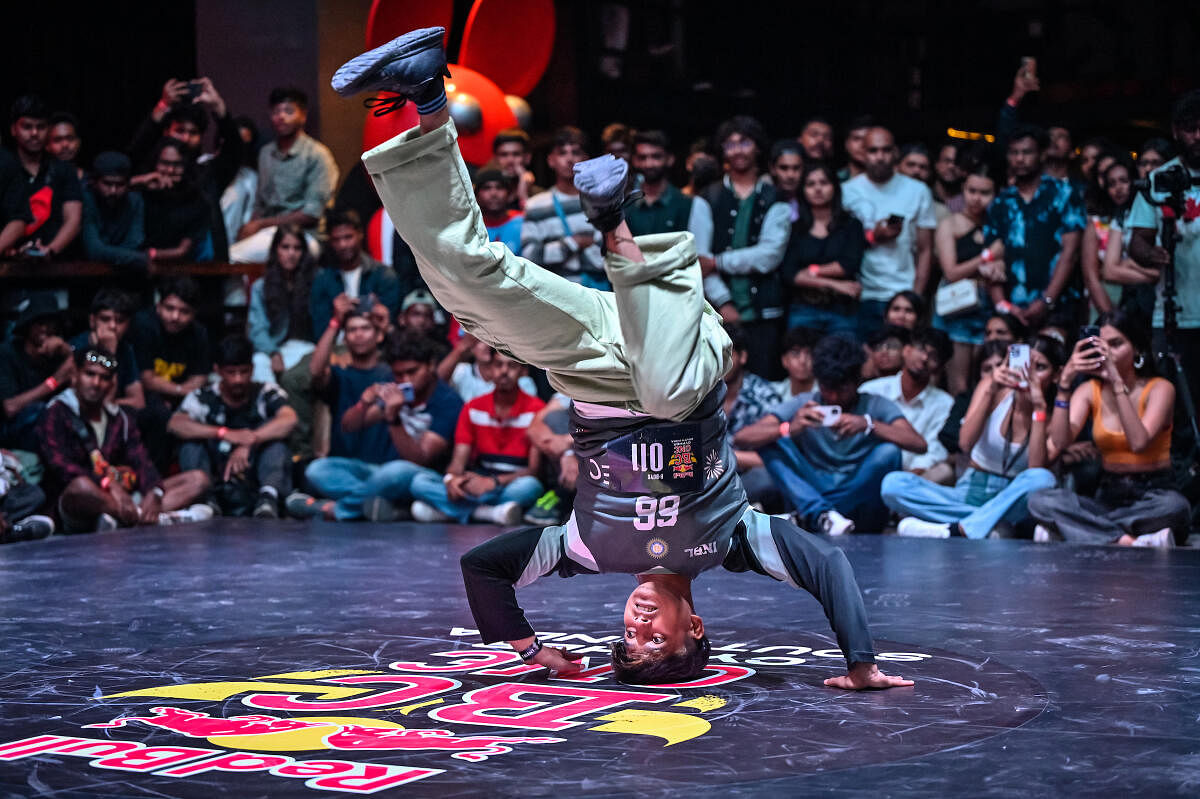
[1,520,1197,798]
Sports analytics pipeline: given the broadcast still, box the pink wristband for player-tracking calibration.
[980,248,994,263]
[779,421,791,439]
[807,264,821,276]
[44,376,59,392]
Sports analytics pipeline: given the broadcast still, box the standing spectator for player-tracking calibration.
[309,207,400,333]
[987,123,1086,327]
[734,334,926,534]
[1126,90,1200,410]
[230,87,338,263]
[248,225,317,383]
[0,292,72,451]
[1077,137,1118,185]
[69,289,144,412]
[46,112,83,179]
[698,115,791,378]
[1028,311,1190,546]
[1081,153,1136,316]
[521,127,605,287]
[169,336,297,518]
[797,116,835,163]
[842,127,937,336]
[129,276,212,470]
[896,143,932,184]
[860,328,955,479]
[601,122,633,161]
[8,95,82,259]
[932,153,1005,395]
[769,140,805,215]
[838,115,874,182]
[931,140,964,221]
[624,129,720,315]
[722,324,783,510]
[295,329,462,521]
[220,116,261,247]
[1042,126,1075,182]
[781,162,863,336]
[409,351,544,525]
[41,347,211,533]
[771,326,819,399]
[491,128,541,210]
[883,336,1063,538]
[1135,138,1174,181]
[141,138,213,262]
[80,151,148,270]
[475,167,522,255]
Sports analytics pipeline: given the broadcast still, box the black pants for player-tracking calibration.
[180,439,292,516]
[741,317,784,381]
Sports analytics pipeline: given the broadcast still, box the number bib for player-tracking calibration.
[601,422,703,495]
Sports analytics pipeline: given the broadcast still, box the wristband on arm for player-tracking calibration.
[864,229,876,246]
[43,376,59,392]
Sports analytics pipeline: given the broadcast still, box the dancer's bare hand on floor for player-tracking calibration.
[529,645,583,675]
[824,662,914,690]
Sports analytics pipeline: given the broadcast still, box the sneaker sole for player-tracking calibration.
[331,27,446,96]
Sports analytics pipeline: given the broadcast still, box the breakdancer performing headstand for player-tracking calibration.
[332,28,912,690]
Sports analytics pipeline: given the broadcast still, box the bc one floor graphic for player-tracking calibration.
[1,519,1197,797]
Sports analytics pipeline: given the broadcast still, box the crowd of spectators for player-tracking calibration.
[1,62,1197,548]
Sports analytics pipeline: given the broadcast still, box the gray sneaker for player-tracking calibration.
[364,496,411,523]
[572,155,640,233]
[330,27,450,110]
[5,515,54,543]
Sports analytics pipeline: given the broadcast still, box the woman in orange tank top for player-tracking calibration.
[1026,310,1190,547]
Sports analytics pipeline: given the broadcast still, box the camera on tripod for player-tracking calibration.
[1150,162,1193,195]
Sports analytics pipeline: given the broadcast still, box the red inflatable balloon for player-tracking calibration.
[366,0,452,48]
[459,0,556,97]
[361,95,419,153]
[442,64,516,166]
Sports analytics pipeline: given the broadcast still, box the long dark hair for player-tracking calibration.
[1030,334,1068,405]
[1094,308,1156,377]
[263,225,316,336]
[795,161,850,233]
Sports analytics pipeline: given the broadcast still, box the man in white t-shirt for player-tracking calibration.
[842,127,937,336]
[1126,89,1200,411]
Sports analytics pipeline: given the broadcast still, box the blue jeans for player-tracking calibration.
[305,457,433,520]
[787,305,859,339]
[760,437,901,532]
[881,467,1057,539]
[410,471,544,523]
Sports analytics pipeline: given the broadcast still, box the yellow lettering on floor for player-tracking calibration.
[587,709,711,746]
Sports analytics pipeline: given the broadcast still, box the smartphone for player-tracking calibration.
[396,382,415,403]
[815,405,842,427]
[1008,343,1031,387]
[186,80,205,100]
[886,214,905,227]
[1020,56,1037,79]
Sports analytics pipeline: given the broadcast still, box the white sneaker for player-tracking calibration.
[897,518,951,538]
[473,501,523,526]
[96,513,119,532]
[1132,528,1173,548]
[411,501,452,523]
[158,503,216,526]
[1033,524,1053,543]
[817,510,855,536]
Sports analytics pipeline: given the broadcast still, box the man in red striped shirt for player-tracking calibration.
[409,350,544,526]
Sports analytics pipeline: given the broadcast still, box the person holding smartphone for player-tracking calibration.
[1027,311,1190,547]
[882,336,1063,538]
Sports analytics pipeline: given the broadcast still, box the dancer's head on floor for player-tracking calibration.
[610,576,711,684]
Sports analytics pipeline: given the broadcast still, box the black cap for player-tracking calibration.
[474,168,511,190]
[8,291,61,337]
[92,151,132,178]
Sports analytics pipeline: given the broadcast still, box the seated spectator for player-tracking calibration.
[0,448,54,543]
[141,138,213,262]
[1028,311,1191,547]
[525,392,575,525]
[860,324,909,381]
[781,162,863,336]
[41,347,211,533]
[230,87,337,263]
[46,111,83,179]
[437,331,538,402]
[931,139,965,221]
[81,151,148,270]
[475,167,522,255]
[883,336,1064,538]
[0,148,32,254]
[491,127,541,210]
[69,289,144,412]
[521,127,605,287]
[936,340,1009,468]
[722,324,783,511]
[734,334,926,534]
[7,95,82,259]
[860,327,955,481]
[293,329,462,521]
[883,290,925,331]
[130,276,213,470]
[310,207,400,334]
[0,292,72,451]
[984,311,1026,345]
[771,326,819,399]
[931,151,1006,396]
[409,351,544,525]
[169,336,297,518]
[248,225,317,383]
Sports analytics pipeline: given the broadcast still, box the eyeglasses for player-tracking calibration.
[84,351,118,370]
[722,139,755,152]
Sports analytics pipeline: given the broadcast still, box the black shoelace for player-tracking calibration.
[364,95,407,116]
